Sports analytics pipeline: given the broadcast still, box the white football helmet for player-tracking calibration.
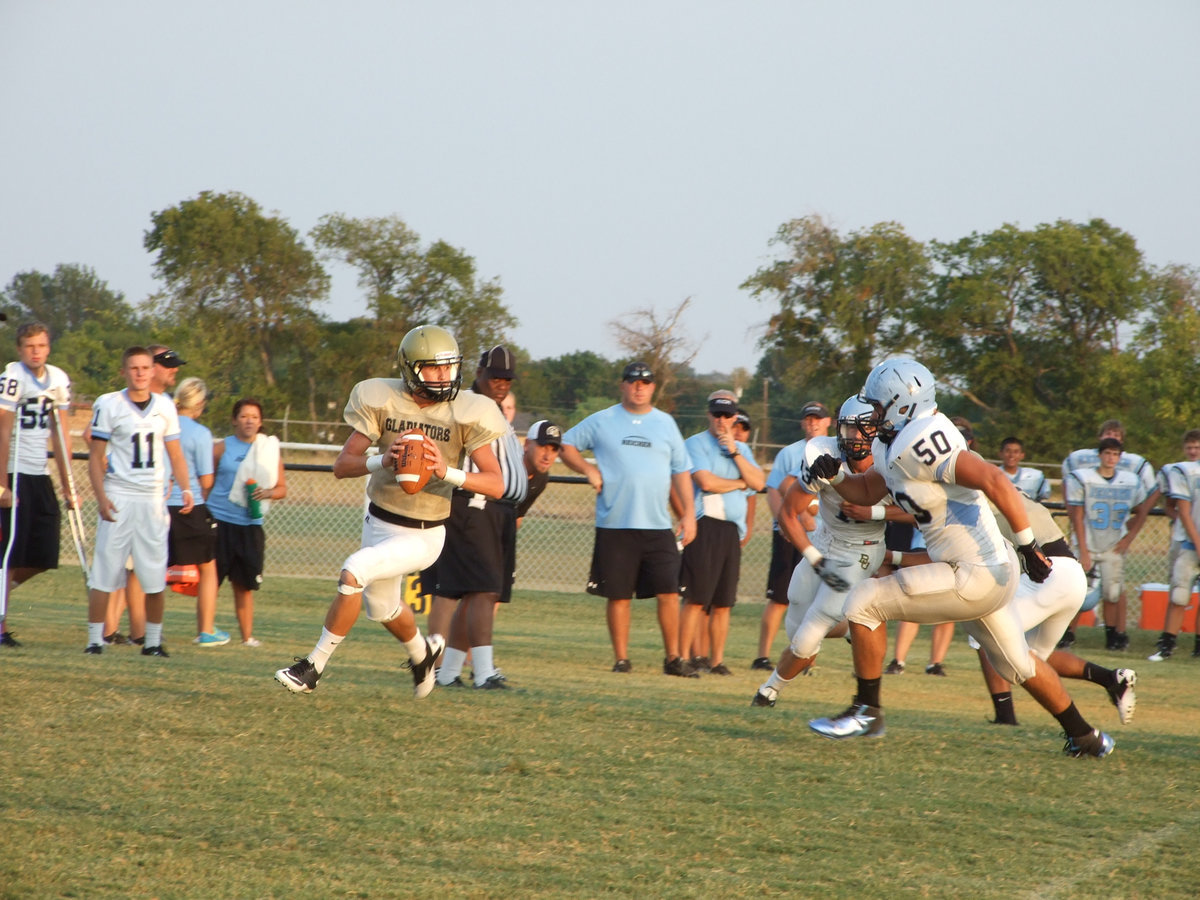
[397,325,463,402]
[836,395,875,461]
[860,357,937,445]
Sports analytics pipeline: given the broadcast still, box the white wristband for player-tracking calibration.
[182,489,193,497]
[891,550,903,566]
[442,466,467,488]
[365,454,385,474]
[1013,527,1034,546]
[829,469,846,485]
[871,506,885,520]
[802,545,823,567]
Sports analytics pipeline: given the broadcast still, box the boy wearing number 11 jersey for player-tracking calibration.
[84,347,193,656]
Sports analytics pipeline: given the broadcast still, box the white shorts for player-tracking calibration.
[89,494,170,593]
[967,556,1086,660]
[844,544,1037,683]
[344,512,446,623]
[1087,547,1125,602]
[785,538,885,660]
[1170,543,1199,606]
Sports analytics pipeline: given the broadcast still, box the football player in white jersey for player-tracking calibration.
[997,436,1051,502]
[751,396,918,708]
[274,325,507,700]
[1147,429,1200,661]
[0,323,77,646]
[85,347,194,655]
[806,358,1115,758]
[970,487,1136,726]
[1065,438,1152,651]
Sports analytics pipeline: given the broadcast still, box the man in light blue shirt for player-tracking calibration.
[560,361,696,676]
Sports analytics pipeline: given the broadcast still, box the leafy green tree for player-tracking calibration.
[920,219,1151,456]
[520,350,615,422]
[144,191,330,424]
[310,213,516,363]
[742,215,930,444]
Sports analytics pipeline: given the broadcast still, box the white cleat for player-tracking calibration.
[409,634,445,700]
[1107,668,1137,725]
[809,703,886,739]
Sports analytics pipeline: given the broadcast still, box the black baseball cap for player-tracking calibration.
[622,361,654,382]
[153,349,186,368]
[527,419,563,447]
[800,400,830,418]
[708,395,738,415]
[734,411,751,430]
[479,345,515,379]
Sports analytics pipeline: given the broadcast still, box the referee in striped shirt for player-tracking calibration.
[425,346,528,689]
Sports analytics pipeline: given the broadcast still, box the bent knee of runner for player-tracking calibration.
[844,578,887,631]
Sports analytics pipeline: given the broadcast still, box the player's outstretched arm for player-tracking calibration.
[807,454,888,506]
[334,431,383,479]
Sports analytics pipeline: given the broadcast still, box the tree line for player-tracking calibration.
[3,191,1197,467]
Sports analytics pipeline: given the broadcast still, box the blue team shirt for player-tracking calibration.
[685,430,754,538]
[562,404,691,530]
[167,416,215,507]
[207,434,261,526]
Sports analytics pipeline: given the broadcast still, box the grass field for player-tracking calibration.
[2,570,1198,899]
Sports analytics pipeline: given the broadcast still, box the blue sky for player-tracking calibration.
[2,1,1197,374]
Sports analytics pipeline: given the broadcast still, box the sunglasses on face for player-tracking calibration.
[710,411,734,419]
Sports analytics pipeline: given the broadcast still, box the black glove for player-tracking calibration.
[807,454,842,482]
[1017,540,1052,584]
[814,558,852,592]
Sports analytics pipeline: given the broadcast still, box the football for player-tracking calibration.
[394,429,432,494]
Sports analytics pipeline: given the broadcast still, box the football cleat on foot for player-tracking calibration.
[663,656,700,678]
[0,632,22,648]
[406,634,445,699]
[751,687,778,707]
[924,662,946,676]
[475,672,510,690]
[884,659,906,675]
[1056,630,1075,651]
[1147,646,1172,662]
[1107,668,1137,724]
[750,656,774,671]
[84,643,103,655]
[275,657,321,693]
[141,645,170,658]
[809,703,886,739]
[709,662,733,676]
[612,658,633,673]
[1063,728,1115,758]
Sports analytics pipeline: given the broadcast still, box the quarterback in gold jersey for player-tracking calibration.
[275,325,506,699]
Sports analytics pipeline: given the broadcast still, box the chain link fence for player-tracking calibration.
[54,447,1181,630]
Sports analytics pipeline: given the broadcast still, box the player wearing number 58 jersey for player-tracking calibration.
[0,322,76,647]
[806,357,1114,758]
[84,347,193,656]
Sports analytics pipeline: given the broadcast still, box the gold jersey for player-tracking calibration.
[344,378,506,521]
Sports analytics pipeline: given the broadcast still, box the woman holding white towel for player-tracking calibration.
[208,398,286,646]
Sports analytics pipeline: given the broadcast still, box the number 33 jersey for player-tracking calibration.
[0,361,72,475]
[89,389,181,496]
[874,411,1009,567]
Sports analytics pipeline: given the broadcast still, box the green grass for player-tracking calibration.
[2,570,1198,899]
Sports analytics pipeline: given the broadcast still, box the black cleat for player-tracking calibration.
[0,631,21,648]
[1063,728,1115,758]
[475,672,510,690]
[84,643,103,655]
[663,656,700,678]
[141,645,170,658]
[275,657,321,693]
[612,658,633,673]
[750,656,774,671]
[751,688,777,707]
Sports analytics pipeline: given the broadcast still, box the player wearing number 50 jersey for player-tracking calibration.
[806,357,1114,758]
[84,347,193,656]
[0,323,76,647]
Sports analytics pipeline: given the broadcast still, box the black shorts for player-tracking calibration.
[168,504,218,566]
[586,527,680,600]
[423,493,516,601]
[216,520,265,590]
[885,521,917,552]
[680,517,741,610]
[1,474,60,569]
[765,529,801,605]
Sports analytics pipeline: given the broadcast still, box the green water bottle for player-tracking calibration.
[245,479,263,519]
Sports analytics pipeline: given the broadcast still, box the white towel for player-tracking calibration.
[228,434,281,517]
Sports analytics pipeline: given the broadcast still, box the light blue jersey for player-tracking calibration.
[1065,466,1148,554]
[563,404,691,530]
[1063,447,1156,498]
[1000,464,1051,502]
[207,434,261,526]
[685,430,754,538]
[167,416,214,507]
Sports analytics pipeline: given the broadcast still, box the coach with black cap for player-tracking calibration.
[559,360,698,677]
[426,344,528,690]
[148,345,186,396]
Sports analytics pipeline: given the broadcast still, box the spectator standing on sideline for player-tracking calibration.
[0,322,76,647]
[997,436,1051,501]
[807,357,1114,758]
[752,400,831,670]
[428,346,528,690]
[165,378,225,646]
[274,325,505,699]
[1065,438,1153,652]
[207,398,286,647]
[84,346,193,656]
[1058,419,1158,650]
[678,391,764,676]
[559,361,697,676]
[1147,429,1200,662]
